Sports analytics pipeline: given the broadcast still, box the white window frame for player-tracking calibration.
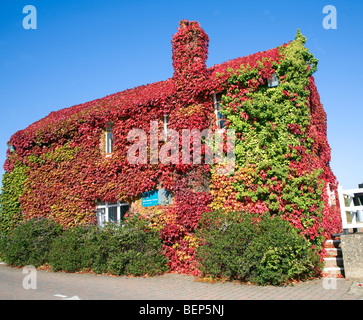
[96,201,129,227]
[105,130,113,154]
[213,92,226,130]
[327,183,336,207]
[105,122,113,156]
[163,114,169,142]
[267,73,279,88]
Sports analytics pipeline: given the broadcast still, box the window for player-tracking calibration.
[163,114,169,142]
[105,122,113,154]
[326,183,336,207]
[267,73,279,88]
[213,93,225,129]
[7,142,15,152]
[106,131,113,153]
[96,201,130,227]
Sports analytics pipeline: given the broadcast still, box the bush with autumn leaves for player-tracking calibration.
[1,20,341,278]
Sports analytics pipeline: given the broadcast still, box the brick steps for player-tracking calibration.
[324,247,342,257]
[322,235,345,278]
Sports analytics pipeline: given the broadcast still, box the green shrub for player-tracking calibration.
[49,213,168,276]
[98,214,169,276]
[243,215,322,285]
[196,211,322,286]
[0,233,7,261]
[2,213,168,276]
[3,217,63,267]
[124,250,169,276]
[49,224,94,273]
[83,224,116,274]
[195,210,257,280]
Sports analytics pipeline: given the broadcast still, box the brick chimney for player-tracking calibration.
[171,20,209,95]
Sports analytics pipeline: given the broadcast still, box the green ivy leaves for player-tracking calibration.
[0,162,28,235]
[213,30,333,248]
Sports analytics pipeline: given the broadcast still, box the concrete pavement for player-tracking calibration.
[1,263,363,300]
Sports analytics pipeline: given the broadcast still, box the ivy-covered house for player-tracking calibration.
[1,20,341,273]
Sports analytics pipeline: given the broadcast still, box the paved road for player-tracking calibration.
[1,263,363,301]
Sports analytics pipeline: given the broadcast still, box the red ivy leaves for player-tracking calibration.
[4,21,341,271]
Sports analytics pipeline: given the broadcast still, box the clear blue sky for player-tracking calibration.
[0,0,362,189]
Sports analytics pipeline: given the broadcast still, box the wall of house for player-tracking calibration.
[1,21,341,273]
